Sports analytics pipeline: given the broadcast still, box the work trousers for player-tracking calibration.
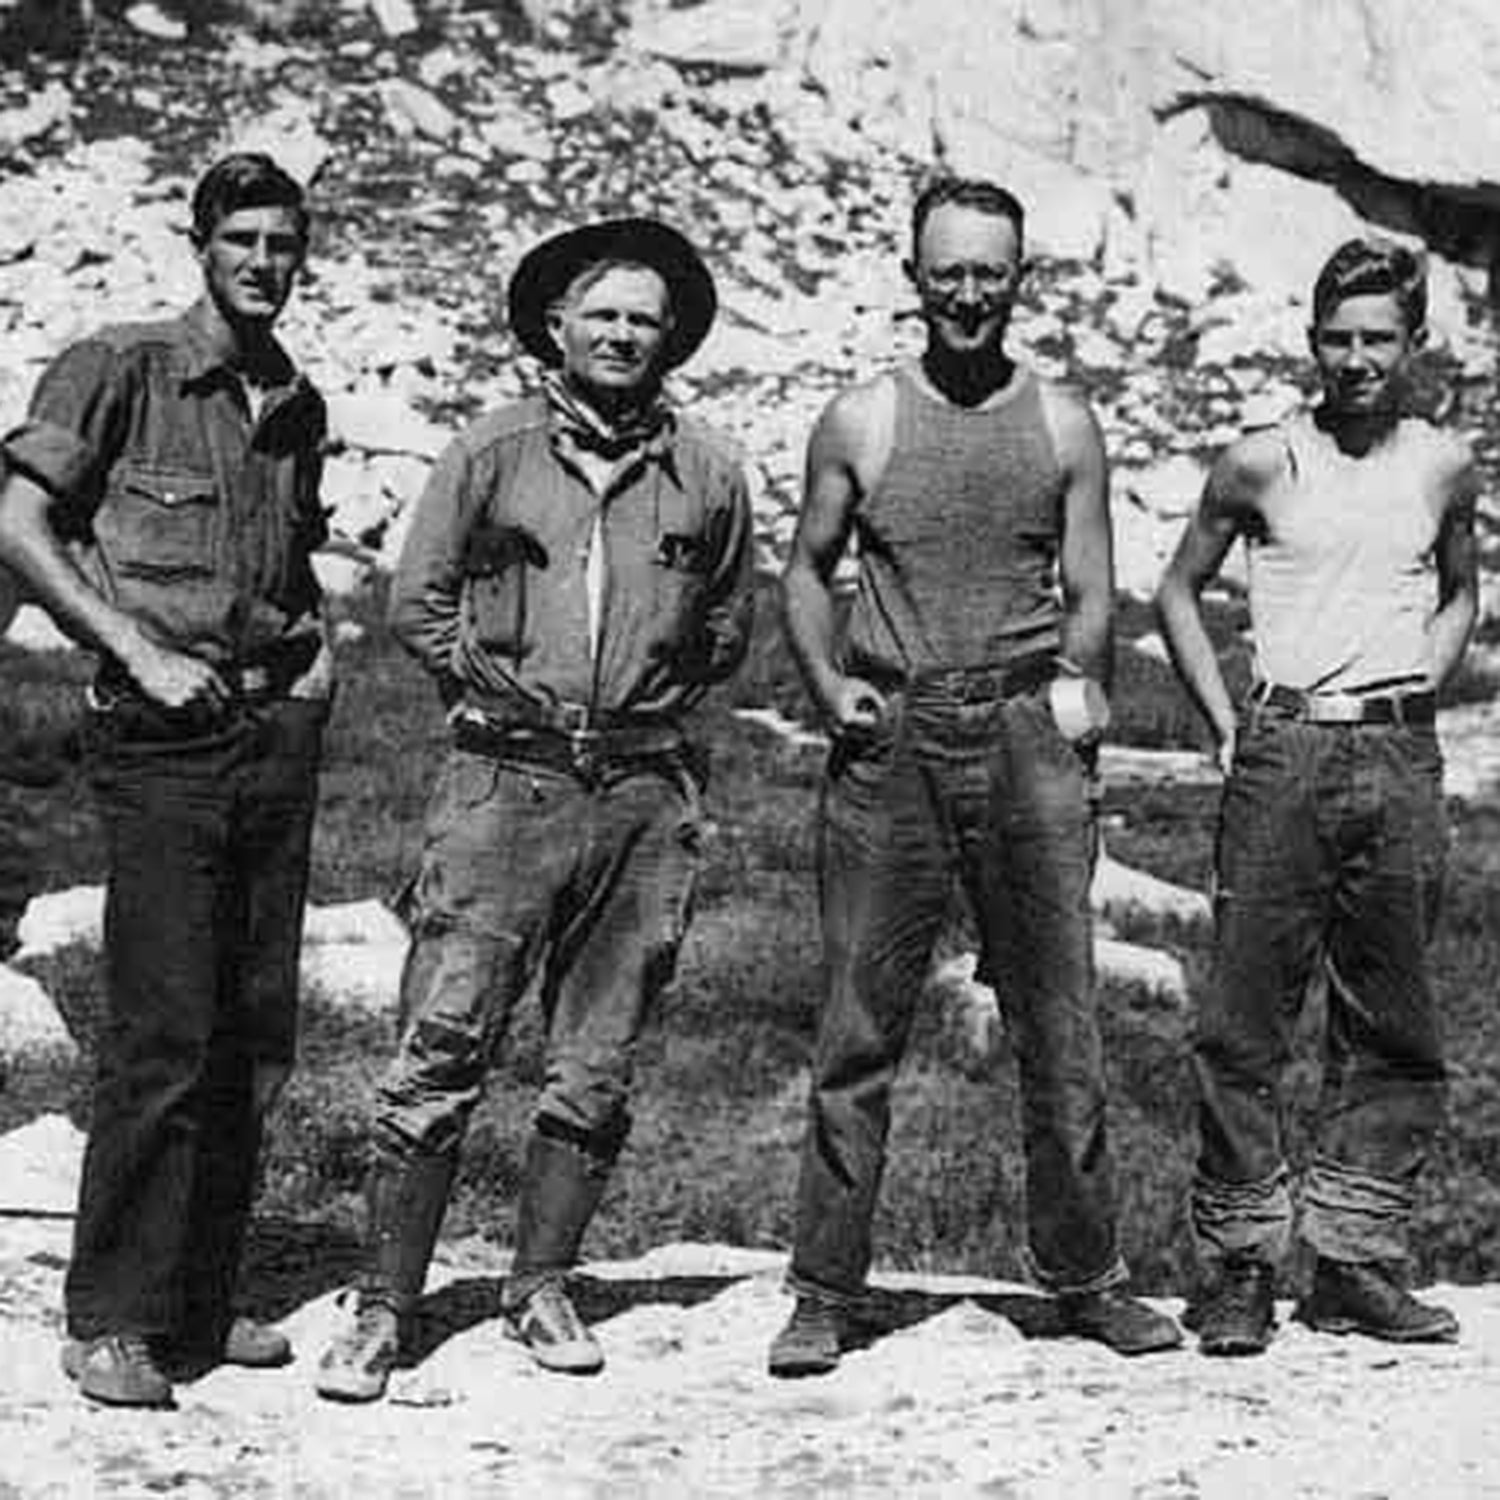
[789,682,1127,1300]
[370,747,702,1170]
[64,696,324,1341]
[1192,712,1448,1266]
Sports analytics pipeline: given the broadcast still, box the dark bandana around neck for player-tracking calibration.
[543,370,673,462]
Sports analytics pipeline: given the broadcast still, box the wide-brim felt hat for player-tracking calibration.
[507,217,717,370]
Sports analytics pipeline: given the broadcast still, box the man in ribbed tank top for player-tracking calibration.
[768,177,1182,1376]
[1156,239,1479,1356]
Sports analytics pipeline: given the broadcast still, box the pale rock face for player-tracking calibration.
[774,0,1500,304]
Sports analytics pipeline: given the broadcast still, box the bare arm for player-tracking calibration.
[780,384,888,735]
[0,469,228,710]
[1044,385,1114,690]
[1155,435,1277,763]
[1429,442,1480,690]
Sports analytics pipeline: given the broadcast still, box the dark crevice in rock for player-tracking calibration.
[1162,91,1500,300]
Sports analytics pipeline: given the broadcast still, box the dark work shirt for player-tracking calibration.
[2,297,327,666]
[390,395,754,721]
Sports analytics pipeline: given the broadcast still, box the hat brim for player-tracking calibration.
[507,217,717,371]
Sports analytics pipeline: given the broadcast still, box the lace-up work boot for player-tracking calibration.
[505,1279,604,1375]
[1295,1259,1459,1344]
[1193,1260,1277,1356]
[503,1126,614,1375]
[62,1333,174,1408]
[1056,1289,1183,1356]
[767,1294,844,1378]
[315,1297,402,1403]
[162,1315,294,1378]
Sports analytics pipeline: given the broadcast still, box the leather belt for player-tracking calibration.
[871,653,1057,705]
[1250,682,1435,727]
[94,637,317,709]
[450,704,685,784]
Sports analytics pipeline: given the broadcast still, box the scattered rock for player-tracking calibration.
[1093,848,1210,927]
[0,968,76,1069]
[14,886,103,961]
[0,1112,83,1214]
[123,0,185,40]
[1097,934,1187,1003]
[367,0,417,38]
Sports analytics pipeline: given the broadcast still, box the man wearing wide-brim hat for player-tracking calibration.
[318,218,754,1401]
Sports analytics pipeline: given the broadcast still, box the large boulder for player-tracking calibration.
[758,0,1500,302]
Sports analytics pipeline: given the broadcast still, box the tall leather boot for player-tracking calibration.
[316,1152,457,1402]
[501,1128,613,1374]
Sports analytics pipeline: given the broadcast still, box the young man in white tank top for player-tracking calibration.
[1156,238,1479,1355]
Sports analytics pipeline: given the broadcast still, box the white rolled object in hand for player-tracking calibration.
[1048,674,1112,743]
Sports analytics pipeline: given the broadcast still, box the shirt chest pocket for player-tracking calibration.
[101,465,220,579]
[462,519,549,659]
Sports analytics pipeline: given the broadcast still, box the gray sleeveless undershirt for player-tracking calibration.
[844,363,1066,678]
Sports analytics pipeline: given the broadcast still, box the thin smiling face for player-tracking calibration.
[910,202,1023,359]
[1310,290,1419,421]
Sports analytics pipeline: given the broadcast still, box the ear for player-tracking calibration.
[902,255,918,289]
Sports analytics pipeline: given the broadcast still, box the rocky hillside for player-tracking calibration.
[2,0,1498,637]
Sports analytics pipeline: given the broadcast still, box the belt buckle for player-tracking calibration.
[1307,694,1365,725]
[569,726,599,781]
[553,700,589,734]
[238,665,272,698]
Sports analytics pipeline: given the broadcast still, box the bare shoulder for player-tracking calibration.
[1206,426,1288,518]
[814,373,893,449]
[1034,375,1104,462]
[808,371,898,492]
[1413,420,1479,502]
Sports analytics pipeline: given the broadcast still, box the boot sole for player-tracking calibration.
[768,1356,841,1379]
[315,1378,391,1404]
[505,1319,604,1375]
[1199,1333,1273,1357]
[1297,1312,1458,1344]
[62,1342,175,1408]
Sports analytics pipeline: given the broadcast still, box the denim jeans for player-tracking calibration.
[1192,711,1448,1267]
[788,682,1126,1299]
[371,748,703,1168]
[65,696,325,1341]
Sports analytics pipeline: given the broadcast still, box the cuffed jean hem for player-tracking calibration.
[1191,1167,1294,1267]
[1020,1247,1130,1299]
[1301,1154,1415,1264]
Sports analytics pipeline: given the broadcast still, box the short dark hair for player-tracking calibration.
[911,176,1026,257]
[1311,237,1426,333]
[191,153,308,247]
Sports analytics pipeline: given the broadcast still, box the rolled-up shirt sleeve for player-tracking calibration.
[388,431,477,678]
[2,339,129,524]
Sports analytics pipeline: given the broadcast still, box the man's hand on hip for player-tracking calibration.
[827,674,889,741]
[125,636,230,712]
